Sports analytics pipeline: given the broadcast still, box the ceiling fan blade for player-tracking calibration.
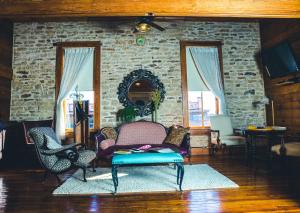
[132,28,139,33]
[146,21,165,31]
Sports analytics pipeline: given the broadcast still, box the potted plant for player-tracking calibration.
[116,106,136,123]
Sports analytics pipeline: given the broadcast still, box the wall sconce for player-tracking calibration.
[252,96,269,108]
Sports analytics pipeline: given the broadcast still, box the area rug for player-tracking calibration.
[53,164,238,195]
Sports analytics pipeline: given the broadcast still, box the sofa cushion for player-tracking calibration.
[100,139,116,150]
[117,122,167,146]
[163,126,188,147]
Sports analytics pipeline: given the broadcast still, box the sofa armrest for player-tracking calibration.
[99,139,116,150]
[94,131,106,153]
[179,132,191,157]
[41,143,77,155]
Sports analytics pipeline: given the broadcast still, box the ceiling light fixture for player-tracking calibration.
[135,22,151,33]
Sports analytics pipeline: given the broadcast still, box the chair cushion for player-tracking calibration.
[75,150,96,167]
[51,158,72,173]
[209,115,234,136]
[271,142,300,157]
[100,139,116,150]
[117,122,167,146]
[163,126,188,147]
[219,135,245,146]
[112,153,183,165]
[101,127,117,140]
[45,135,62,149]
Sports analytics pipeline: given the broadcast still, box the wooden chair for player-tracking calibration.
[209,115,245,155]
[29,127,96,183]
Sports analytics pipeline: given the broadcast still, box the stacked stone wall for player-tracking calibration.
[11,21,265,147]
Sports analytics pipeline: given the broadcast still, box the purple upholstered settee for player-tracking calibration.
[94,120,191,162]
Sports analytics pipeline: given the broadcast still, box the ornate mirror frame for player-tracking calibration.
[117,69,166,116]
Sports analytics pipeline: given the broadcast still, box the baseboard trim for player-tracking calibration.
[191,147,209,156]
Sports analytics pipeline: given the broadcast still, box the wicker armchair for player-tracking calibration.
[29,127,96,183]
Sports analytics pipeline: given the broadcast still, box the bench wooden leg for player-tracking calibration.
[179,164,184,191]
[176,163,184,191]
[177,165,180,184]
[112,165,118,194]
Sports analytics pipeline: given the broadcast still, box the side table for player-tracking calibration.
[244,129,286,166]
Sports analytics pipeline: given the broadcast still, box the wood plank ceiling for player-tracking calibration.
[0,0,299,20]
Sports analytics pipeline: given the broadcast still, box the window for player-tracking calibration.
[64,91,95,129]
[55,41,101,136]
[188,91,218,127]
[181,41,223,129]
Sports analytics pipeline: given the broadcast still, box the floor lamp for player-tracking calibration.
[271,100,275,126]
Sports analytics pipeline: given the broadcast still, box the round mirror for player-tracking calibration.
[128,80,154,106]
[117,69,165,116]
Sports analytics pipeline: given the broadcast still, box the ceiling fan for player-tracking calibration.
[133,13,165,33]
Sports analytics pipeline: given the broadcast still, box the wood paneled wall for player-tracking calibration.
[260,19,300,136]
[0,20,13,121]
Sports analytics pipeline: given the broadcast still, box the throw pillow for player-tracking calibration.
[163,126,188,147]
[99,139,116,150]
[101,127,117,140]
[45,135,63,149]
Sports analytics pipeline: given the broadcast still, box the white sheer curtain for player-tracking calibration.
[189,47,227,114]
[55,47,94,139]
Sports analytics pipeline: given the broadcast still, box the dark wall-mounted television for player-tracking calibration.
[261,41,300,78]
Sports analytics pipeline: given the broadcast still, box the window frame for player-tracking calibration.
[180,41,224,131]
[55,41,101,136]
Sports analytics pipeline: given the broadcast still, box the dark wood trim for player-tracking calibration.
[216,97,220,114]
[55,46,63,100]
[55,41,101,132]
[217,43,225,85]
[180,40,224,134]
[0,64,12,80]
[93,45,101,130]
[180,41,189,128]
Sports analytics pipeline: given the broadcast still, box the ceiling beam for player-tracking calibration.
[0,0,299,19]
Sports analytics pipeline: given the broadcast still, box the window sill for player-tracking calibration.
[189,127,211,136]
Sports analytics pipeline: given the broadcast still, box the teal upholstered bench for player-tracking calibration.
[111,153,184,194]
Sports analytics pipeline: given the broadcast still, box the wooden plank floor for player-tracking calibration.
[1,155,300,213]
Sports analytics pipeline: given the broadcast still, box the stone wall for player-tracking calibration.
[11,21,265,147]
